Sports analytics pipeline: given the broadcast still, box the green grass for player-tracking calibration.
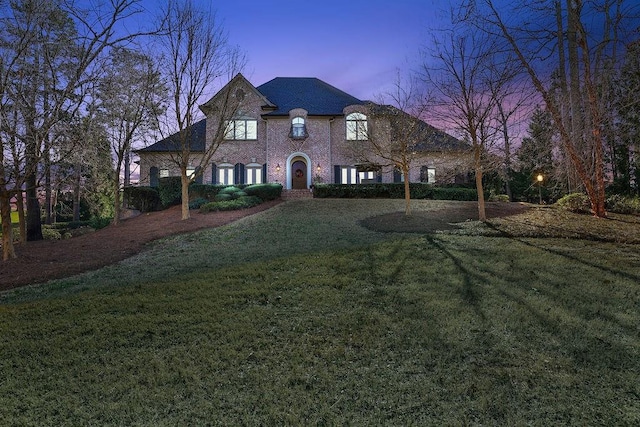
[1,200,639,425]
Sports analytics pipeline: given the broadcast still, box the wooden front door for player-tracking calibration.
[291,160,307,189]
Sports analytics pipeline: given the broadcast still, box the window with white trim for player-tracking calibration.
[420,166,436,183]
[291,117,306,138]
[224,119,257,140]
[218,165,234,185]
[346,112,368,140]
[245,165,263,184]
[186,167,196,179]
[159,168,170,178]
[340,166,357,184]
[358,171,376,183]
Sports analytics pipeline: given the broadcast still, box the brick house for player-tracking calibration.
[136,73,470,189]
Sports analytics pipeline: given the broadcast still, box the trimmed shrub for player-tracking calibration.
[189,198,209,210]
[219,186,242,195]
[123,186,161,212]
[489,194,510,202]
[89,217,112,230]
[158,176,182,207]
[190,184,225,200]
[42,226,62,240]
[606,194,640,214]
[432,187,478,201]
[313,183,478,201]
[555,193,591,213]
[200,196,262,213]
[244,183,283,201]
[214,193,233,202]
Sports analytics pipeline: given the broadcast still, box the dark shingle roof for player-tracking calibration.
[370,104,469,152]
[136,119,206,153]
[257,77,364,116]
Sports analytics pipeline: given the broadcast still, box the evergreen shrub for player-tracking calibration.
[555,193,591,213]
[200,196,262,212]
[123,186,161,212]
[243,183,283,201]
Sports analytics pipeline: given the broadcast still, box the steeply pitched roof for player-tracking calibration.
[257,77,364,116]
[369,103,469,152]
[136,119,206,153]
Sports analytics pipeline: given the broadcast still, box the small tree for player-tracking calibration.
[424,28,502,221]
[96,47,166,224]
[352,74,439,216]
[159,0,245,220]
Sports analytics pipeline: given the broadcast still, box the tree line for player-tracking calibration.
[0,0,242,260]
[360,0,638,220]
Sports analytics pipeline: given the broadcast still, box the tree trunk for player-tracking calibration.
[181,169,191,220]
[113,163,122,226]
[0,159,17,260]
[25,174,43,241]
[0,190,16,261]
[15,190,26,243]
[474,144,486,222]
[73,164,81,222]
[44,147,52,225]
[403,164,411,216]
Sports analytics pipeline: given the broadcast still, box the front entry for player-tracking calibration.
[291,160,307,189]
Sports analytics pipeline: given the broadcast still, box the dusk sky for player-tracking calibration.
[191,0,447,101]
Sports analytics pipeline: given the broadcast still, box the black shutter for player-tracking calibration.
[195,166,203,184]
[377,169,382,183]
[334,165,341,184]
[211,163,217,184]
[262,163,267,183]
[150,166,158,187]
[393,168,402,183]
[234,163,245,185]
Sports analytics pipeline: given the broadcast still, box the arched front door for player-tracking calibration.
[291,160,307,189]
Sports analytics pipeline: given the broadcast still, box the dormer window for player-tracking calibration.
[346,112,368,140]
[291,117,307,139]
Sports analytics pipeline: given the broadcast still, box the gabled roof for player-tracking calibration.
[257,77,364,116]
[369,103,469,152]
[136,119,206,153]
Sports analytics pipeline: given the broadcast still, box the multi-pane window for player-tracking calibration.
[218,166,234,185]
[159,168,170,178]
[340,166,357,184]
[186,167,196,179]
[358,171,376,183]
[420,166,436,183]
[224,119,257,140]
[291,117,306,138]
[246,165,263,184]
[346,112,368,140]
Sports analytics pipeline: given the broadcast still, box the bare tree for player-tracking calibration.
[423,28,502,221]
[351,73,439,216]
[472,0,638,217]
[159,0,245,220]
[96,47,166,225]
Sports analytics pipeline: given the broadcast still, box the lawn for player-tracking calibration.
[1,200,639,425]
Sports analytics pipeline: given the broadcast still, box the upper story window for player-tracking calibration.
[346,112,368,140]
[291,117,306,139]
[224,118,257,140]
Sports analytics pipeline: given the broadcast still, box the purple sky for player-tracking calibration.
[205,0,446,101]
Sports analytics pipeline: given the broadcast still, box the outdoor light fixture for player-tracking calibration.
[316,163,321,172]
[276,164,281,172]
[536,173,544,204]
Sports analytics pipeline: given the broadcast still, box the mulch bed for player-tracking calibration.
[361,201,530,233]
[0,200,283,292]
